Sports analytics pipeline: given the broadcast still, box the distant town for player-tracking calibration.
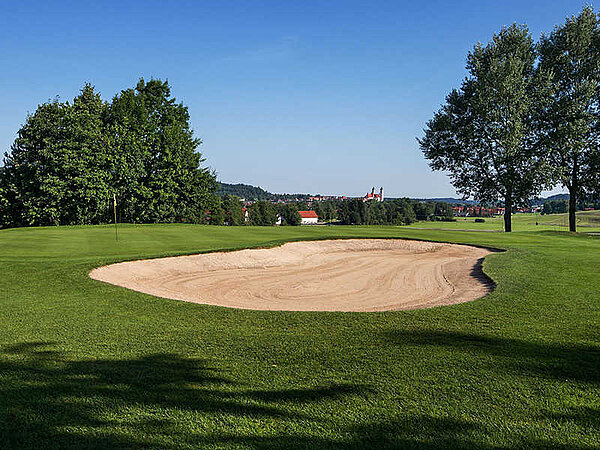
[217,182,593,219]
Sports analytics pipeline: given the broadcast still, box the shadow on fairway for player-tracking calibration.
[2,340,596,449]
[470,257,496,291]
[0,342,366,449]
[383,329,600,385]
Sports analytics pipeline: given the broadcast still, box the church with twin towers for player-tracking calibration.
[363,187,384,202]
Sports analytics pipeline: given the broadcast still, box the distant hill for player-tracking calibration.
[217,182,274,200]
[539,193,569,202]
[217,182,312,201]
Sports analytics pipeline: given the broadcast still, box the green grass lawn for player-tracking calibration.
[0,224,599,448]
[405,210,600,233]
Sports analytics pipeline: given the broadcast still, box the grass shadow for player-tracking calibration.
[383,329,600,384]
[0,342,367,449]
[2,339,597,448]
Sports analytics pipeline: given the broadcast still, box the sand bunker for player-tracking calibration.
[90,239,494,312]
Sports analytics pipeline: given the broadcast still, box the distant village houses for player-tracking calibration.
[452,205,541,217]
[452,206,504,217]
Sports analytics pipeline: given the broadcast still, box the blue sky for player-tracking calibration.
[0,0,594,197]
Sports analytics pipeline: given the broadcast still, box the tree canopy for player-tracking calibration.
[0,79,216,227]
[279,203,302,226]
[537,7,600,231]
[248,201,278,226]
[420,24,552,232]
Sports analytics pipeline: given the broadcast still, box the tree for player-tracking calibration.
[420,24,550,232]
[0,79,217,227]
[433,201,453,218]
[368,202,386,225]
[0,168,9,227]
[537,7,600,232]
[338,199,367,224]
[222,195,245,225]
[395,198,417,224]
[248,201,277,226]
[1,85,110,227]
[208,199,225,225]
[107,79,216,224]
[280,203,302,226]
[317,201,336,222]
[384,198,416,225]
[296,201,309,211]
[542,199,568,214]
[413,202,434,221]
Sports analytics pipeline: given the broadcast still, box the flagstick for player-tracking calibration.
[113,194,118,241]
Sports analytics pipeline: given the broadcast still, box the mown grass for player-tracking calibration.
[0,223,599,448]
[405,210,600,232]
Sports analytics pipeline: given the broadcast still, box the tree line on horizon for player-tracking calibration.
[208,195,455,226]
[420,7,600,232]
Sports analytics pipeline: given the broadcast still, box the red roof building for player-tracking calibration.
[298,210,319,224]
[298,210,318,218]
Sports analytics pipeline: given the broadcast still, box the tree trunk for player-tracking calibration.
[568,186,577,232]
[568,161,578,232]
[504,191,512,233]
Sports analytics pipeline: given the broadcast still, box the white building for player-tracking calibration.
[298,210,318,225]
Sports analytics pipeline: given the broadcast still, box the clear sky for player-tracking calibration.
[0,0,594,197]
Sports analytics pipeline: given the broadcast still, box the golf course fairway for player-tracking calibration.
[0,223,598,448]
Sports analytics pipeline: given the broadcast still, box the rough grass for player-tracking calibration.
[0,223,599,449]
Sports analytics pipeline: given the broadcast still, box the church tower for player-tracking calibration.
[379,187,384,202]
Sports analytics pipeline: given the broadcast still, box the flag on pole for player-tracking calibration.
[113,193,118,241]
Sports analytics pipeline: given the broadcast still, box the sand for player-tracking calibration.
[89,239,494,312]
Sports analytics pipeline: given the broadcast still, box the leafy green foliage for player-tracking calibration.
[0,80,216,227]
[542,199,568,215]
[338,198,416,225]
[313,201,336,222]
[222,195,245,226]
[106,79,216,224]
[217,182,313,202]
[537,7,600,231]
[420,24,552,232]
[248,200,278,226]
[1,85,110,226]
[217,182,275,201]
[208,200,225,225]
[279,203,302,226]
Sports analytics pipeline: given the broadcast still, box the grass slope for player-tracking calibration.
[0,224,599,449]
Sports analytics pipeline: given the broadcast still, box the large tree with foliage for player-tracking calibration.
[314,201,336,222]
[106,79,216,223]
[248,201,277,226]
[390,198,417,224]
[0,79,216,227]
[279,203,302,226]
[420,24,550,232]
[537,7,600,232]
[338,198,367,225]
[1,85,110,226]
